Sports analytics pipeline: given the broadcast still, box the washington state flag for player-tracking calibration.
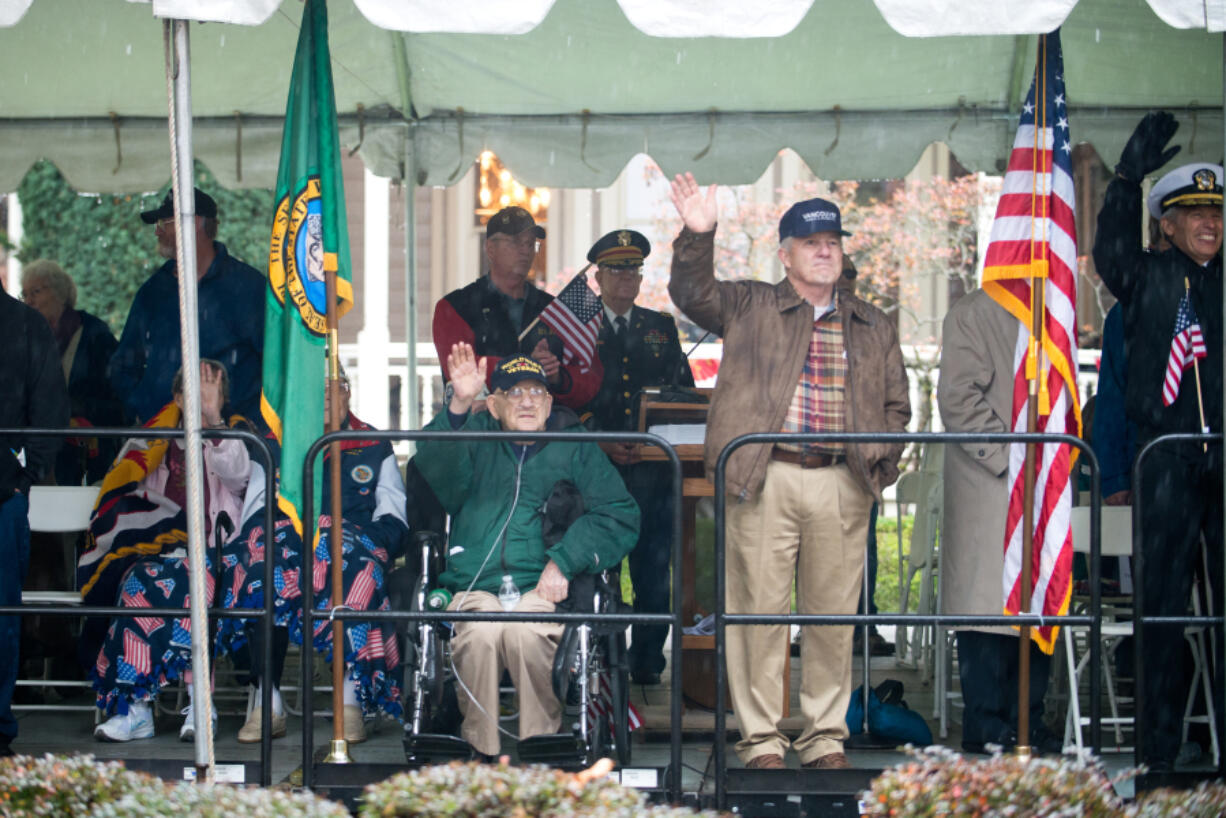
[262,0,353,535]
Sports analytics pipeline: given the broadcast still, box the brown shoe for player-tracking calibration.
[803,752,851,769]
[745,753,786,769]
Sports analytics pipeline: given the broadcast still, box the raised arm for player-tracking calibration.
[1094,112,1182,303]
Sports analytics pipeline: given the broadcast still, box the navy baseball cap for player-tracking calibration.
[778,197,850,241]
[140,187,218,224]
[490,355,549,393]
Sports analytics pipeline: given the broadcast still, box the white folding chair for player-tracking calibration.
[17,485,100,712]
[1181,541,1220,766]
[895,469,943,678]
[1063,505,1135,754]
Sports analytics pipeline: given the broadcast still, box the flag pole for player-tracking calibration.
[324,270,352,763]
[1185,277,1210,452]
[517,264,593,342]
[1014,33,1050,759]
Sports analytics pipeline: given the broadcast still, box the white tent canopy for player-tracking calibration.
[0,0,1221,193]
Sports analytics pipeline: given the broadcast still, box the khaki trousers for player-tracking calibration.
[725,460,872,764]
[448,589,564,756]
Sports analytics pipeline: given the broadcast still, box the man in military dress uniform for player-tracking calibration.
[585,229,693,684]
[432,206,602,409]
[1094,111,1223,771]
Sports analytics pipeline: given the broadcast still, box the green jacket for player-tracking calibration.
[417,407,640,595]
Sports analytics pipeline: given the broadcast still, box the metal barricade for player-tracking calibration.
[0,426,279,786]
[711,430,1103,811]
[298,428,686,800]
[1131,432,1224,775]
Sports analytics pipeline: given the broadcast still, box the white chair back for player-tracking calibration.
[1069,505,1132,558]
[27,485,100,533]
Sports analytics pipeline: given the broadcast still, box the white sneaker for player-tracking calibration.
[94,702,155,742]
[178,704,219,742]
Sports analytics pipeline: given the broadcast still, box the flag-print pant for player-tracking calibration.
[217,515,403,720]
[91,551,217,717]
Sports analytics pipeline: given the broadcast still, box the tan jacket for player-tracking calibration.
[936,289,1015,633]
[668,227,911,501]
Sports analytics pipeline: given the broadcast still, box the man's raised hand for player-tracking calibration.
[447,342,487,413]
[669,172,718,233]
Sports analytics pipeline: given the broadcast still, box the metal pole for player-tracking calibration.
[1219,29,1225,777]
[164,17,214,782]
[405,125,419,437]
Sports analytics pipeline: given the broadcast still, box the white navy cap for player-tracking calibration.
[1147,163,1224,219]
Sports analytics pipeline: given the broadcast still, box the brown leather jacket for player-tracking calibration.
[668,227,911,501]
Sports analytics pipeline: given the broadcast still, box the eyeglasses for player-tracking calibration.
[601,267,643,279]
[492,235,541,252]
[499,385,548,402]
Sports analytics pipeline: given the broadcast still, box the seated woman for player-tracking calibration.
[82,360,251,742]
[219,371,408,743]
[21,258,124,486]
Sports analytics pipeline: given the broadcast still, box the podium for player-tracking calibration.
[637,389,790,716]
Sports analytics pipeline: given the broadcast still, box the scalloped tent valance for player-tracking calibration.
[0,0,1219,192]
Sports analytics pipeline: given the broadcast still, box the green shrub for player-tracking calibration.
[862,746,1127,817]
[1128,780,1226,818]
[0,754,345,818]
[359,759,717,818]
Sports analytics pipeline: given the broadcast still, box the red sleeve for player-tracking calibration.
[554,355,603,408]
[432,298,498,387]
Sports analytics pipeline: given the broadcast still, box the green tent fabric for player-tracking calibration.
[0,0,1220,191]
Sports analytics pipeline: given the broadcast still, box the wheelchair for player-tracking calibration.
[401,530,633,769]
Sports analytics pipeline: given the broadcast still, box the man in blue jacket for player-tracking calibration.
[417,346,639,759]
[110,188,265,423]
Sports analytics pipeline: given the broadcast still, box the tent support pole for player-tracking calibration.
[405,125,418,436]
[165,17,214,782]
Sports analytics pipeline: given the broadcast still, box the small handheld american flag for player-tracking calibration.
[1162,290,1208,407]
[538,273,603,367]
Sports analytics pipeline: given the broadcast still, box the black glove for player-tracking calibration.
[1116,111,1181,182]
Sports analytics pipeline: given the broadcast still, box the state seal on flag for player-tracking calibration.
[269,175,330,337]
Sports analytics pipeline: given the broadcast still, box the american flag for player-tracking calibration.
[123,629,151,677]
[1162,291,1208,406]
[346,561,378,610]
[539,273,602,367]
[980,30,1080,655]
[585,670,643,734]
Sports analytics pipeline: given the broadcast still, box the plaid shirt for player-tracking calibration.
[779,295,846,454]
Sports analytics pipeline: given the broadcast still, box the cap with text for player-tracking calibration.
[490,354,549,393]
[778,197,851,241]
[486,206,547,239]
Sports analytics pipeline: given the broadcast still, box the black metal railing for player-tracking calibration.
[711,431,1113,810]
[298,428,685,799]
[0,426,279,785]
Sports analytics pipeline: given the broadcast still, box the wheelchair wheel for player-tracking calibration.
[604,629,631,767]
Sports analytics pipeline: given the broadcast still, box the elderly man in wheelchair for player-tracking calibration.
[411,345,639,765]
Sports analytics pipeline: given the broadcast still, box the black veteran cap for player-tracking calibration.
[486,206,546,239]
[778,197,850,241]
[140,187,218,224]
[490,354,549,393]
[1147,163,1224,219]
[587,229,651,268]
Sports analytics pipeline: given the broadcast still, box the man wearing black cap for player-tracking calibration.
[416,344,638,758]
[584,228,692,684]
[432,206,603,409]
[110,187,265,423]
[1094,112,1224,772]
[668,174,910,770]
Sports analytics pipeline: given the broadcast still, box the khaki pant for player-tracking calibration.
[448,589,564,756]
[725,460,872,764]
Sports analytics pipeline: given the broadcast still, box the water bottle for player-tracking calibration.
[425,588,452,611]
[498,574,521,612]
